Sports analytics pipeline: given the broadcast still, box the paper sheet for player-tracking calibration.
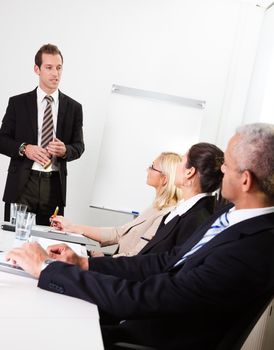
[29,236,88,256]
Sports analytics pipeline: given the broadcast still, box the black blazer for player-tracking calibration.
[0,88,84,205]
[139,196,215,255]
[38,206,274,350]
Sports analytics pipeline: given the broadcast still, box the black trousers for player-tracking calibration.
[5,170,64,226]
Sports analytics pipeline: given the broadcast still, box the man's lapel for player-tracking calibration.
[26,89,38,142]
[171,212,274,271]
[56,91,67,138]
[166,204,231,269]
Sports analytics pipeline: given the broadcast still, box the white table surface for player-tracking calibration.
[0,228,104,350]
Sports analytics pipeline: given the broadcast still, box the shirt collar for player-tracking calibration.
[37,86,59,104]
[227,206,274,227]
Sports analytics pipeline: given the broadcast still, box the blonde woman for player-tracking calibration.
[52,152,183,256]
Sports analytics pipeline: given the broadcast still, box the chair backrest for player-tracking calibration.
[113,295,274,350]
[216,295,273,350]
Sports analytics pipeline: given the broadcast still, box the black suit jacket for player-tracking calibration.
[0,88,84,205]
[139,196,215,255]
[38,206,274,349]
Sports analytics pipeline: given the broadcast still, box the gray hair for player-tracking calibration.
[234,123,274,198]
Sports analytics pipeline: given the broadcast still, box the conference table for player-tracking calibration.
[0,228,104,350]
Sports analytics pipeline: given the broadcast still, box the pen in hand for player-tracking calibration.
[50,206,59,227]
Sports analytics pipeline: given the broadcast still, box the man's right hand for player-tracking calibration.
[24,144,51,166]
[6,242,49,279]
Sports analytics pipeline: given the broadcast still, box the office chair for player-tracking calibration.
[112,295,273,350]
[216,296,273,350]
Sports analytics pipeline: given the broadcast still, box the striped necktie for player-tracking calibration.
[41,95,54,148]
[174,211,229,267]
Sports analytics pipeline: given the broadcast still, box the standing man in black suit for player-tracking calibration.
[6,123,274,350]
[0,44,84,225]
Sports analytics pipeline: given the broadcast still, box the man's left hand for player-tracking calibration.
[47,137,67,158]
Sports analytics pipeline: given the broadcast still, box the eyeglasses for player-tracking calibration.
[148,164,162,173]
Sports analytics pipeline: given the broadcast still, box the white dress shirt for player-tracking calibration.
[32,87,59,172]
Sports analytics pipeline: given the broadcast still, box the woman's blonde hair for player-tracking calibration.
[153,152,183,210]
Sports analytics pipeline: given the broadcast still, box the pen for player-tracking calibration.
[50,206,59,227]
[53,206,59,217]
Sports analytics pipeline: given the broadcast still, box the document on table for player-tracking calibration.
[30,226,95,246]
[29,236,88,256]
[48,229,81,237]
[32,225,80,237]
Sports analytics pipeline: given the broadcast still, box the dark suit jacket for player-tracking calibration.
[0,88,84,205]
[38,205,274,349]
[139,196,215,255]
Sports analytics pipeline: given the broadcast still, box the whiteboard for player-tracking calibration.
[90,85,205,213]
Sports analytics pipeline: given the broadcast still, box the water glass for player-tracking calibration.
[15,212,36,241]
[10,203,27,225]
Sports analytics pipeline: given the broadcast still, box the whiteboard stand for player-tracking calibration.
[111,84,206,109]
[89,205,139,218]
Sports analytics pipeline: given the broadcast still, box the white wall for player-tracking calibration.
[0,0,265,226]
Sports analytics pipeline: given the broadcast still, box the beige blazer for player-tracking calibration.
[99,205,174,257]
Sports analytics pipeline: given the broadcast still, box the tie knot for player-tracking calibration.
[218,211,229,228]
[45,95,53,103]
